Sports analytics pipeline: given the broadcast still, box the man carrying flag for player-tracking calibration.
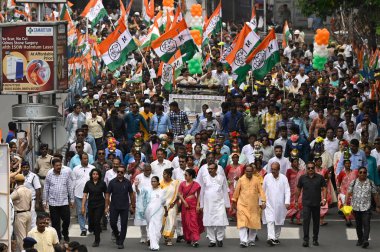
[245,29,280,80]
[151,19,198,63]
[98,20,137,71]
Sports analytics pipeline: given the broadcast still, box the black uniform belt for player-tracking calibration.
[16,210,30,213]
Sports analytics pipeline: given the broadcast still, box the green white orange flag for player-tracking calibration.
[116,0,133,26]
[81,0,108,28]
[151,19,198,63]
[225,23,260,83]
[142,0,155,25]
[158,50,183,91]
[282,20,291,48]
[60,4,73,27]
[173,5,183,23]
[98,21,137,71]
[248,7,257,31]
[246,29,280,80]
[140,19,160,49]
[202,1,222,48]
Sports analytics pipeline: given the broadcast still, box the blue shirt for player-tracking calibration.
[85,135,97,155]
[6,131,15,143]
[123,153,147,164]
[105,148,124,163]
[337,150,367,174]
[367,155,380,186]
[69,154,95,169]
[149,113,172,135]
[124,112,148,140]
[291,117,309,138]
[222,111,244,134]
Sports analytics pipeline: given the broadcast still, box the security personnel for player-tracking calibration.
[11,174,32,251]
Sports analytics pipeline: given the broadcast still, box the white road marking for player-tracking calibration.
[346,228,371,241]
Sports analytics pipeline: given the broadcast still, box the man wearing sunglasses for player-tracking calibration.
[295,161,327,247]
[346,166,380,248]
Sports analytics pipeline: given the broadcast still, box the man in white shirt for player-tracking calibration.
[241,135,256,164]
[371,138,380,169]
[324,127,339,155]
[104,158,126,186]
[69,129,93,155]
[343,121,361,142]
[212,62,228,88]
[151,148,172,180]
[356,117,378,144]
[72,153,95,236]
[266,145,290,175]
[295,67,309,85]
[273,126,288,157]
[198,109,221,133]
[171,146,187,169]
[283,42,295,61]
[173,156,188,181]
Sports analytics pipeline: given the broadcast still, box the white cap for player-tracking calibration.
[206,108,212,114]
[134,12,140,16]
[352,105,359,110]
[294,30,300,35]
[93,94,99,100]
[144,99,151,104]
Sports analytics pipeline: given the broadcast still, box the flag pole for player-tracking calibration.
[86,17,89,42]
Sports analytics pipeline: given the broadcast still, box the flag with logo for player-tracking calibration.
[202,1,222,48]
[140,19,160,49]
[98,21,138,71]
[248,7,257,31]
[142,0,155,26]
[282,20,291,48]
[158,50,183,91]
[151,19,198,63]
[225,23,260,83]
[246,29,280,80]
[81,0,108,28]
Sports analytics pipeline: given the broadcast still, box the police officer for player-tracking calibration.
[11,174,32,251]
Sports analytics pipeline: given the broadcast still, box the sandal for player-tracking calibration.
[320,222,328,226]
[166,241,173,246]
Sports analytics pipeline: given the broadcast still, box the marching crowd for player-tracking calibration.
[3,2,380,252]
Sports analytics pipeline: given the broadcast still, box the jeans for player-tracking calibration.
[75,197,87,232]
[110,207,129,245]
[49,205,70,240]
[302,205,320,241]
[88,205,105,243]
[354,210,371,242]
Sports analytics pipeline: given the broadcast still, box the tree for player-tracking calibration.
[297,0,380,49]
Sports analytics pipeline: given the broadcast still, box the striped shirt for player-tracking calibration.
[43,170,74,206]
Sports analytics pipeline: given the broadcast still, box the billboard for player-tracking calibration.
[0,22,68,93]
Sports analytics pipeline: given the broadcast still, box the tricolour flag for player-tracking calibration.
[173,5,183,23]
[81,0,108,28]
[225,23,260,83]
[98,21,137,71]
[246,29,280,80]
[142,0,155,26]
[158,50,183,91]
[151,19,198,63]
[282,20,291,48]
[248,6,257,31]
[204,53,211,69]
[202,1,222,48]
[140,19,160,49]
[60,4,73,27]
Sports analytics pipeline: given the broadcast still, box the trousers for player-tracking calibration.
[239,227,257,243]
[354,210,371,242]
[110,207,129,245]
[75,197,87,231]
[206,226,225,243]
[14,211,31,251]
[49,205,70,240]
[267,222,282,240]
[303,205,320,241]
[88,205,104,243]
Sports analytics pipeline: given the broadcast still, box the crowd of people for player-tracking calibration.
[3,1,380,252]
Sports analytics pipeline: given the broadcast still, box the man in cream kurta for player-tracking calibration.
[232,165,266,247]
[200,163,230,247]
[262,162,290,246]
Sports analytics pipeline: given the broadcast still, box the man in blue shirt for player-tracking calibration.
[124,102,148,142]
[150,104,172,135]
[222,102,244,136]
[6,121,17,143]
[336,139,367,174]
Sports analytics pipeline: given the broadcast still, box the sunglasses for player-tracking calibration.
[359,171,367,174]
[98,153,105,155]
[117,171,124,174]
[307,167,315,170]
[76,146,83,148]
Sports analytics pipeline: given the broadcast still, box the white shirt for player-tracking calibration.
[133,173,153,191]
[72,164,95,198]
[370,149,380,166]
[283,46,294,60]
[192,143,208,155]
[295,74,309,85]
[104,169,127,186]
[151,159,172,181]
[69,142,93,155]
[273,138,288,157]
[241,144,255,164]
[23,171,41,199]
[266,156,290,175]
[196,163,226,189]
[343,131,361,142]
[171,156,180,169]
[211,70,228,86]
[356,122,378,143]
[324,138,339,155]
[172,167,187,182]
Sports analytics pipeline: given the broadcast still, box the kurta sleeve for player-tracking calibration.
[222,176,231,208]
[284,177,291,205]
[232,179,241,202]
[258,179,266,202]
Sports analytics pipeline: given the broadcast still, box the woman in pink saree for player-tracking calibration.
[178,169,203,247]
[286,157,304,225]
[225,153,245,218]
[336,159,358,226]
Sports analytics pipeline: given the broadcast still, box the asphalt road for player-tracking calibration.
[68,209,380,252]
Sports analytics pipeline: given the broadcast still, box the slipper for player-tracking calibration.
[320,222,328,226]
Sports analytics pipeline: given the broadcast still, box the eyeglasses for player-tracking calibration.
[359,171,367,174]
[307,166,315,170]
[76,146,83,149]
[208,168,217,170]
[117,171,124,174]
[98,153,105,155]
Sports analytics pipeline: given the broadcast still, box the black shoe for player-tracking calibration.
[313,240,319,246]
[356,240,363,246]
[267,239,275,246]
[208,243,216,247]
[240,242,248,248]
[64,236,70,242]
[192,242,199,247]
[302,241,309,247]
[217,240,223,247]
[255,235,259,241]
[118,244,124,249]
[80,231,87,236]
[362,241,369,248]
[273,240,280,245]
[176,235,185,243]
[92,242,99,247]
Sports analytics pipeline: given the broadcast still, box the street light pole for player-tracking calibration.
[264,0,267,33]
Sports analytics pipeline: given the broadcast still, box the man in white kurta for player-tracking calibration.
[262,162,290,246]
[196,152,225,189]
[200,163,230,247]
[266,146,290,174]
[133,164,153,243]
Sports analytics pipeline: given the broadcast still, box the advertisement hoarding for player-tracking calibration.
[0,22,68,94]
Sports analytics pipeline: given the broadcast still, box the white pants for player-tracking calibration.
[267,222,281,240]
[239,227,257,243]
[140,225,147,240]
[206,226,225,243]
[176,214,183,236]
[31,199,36,229]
